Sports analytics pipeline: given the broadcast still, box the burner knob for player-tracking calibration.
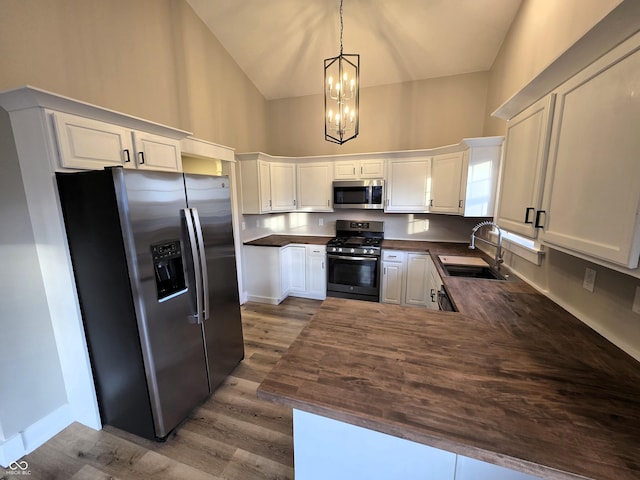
[338,248,342,253]
[350,248,355,253]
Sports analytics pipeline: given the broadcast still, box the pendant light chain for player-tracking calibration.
[339,0,344,56]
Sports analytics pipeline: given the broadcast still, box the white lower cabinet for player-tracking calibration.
[293,410,456,480]
[293,410,542,480]
[382,250,439,308]
[243,244,326,304]
[405,253,430,307]
[306,245,327,300]
[284,245,307,296]
[425,255,442,310]
[381,251,406,304]
[455,456,541,480]
[243,245,288,304]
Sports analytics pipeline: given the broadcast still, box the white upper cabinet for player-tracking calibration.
[430,152,465,214]
[239,156,297,214]
[131,131,182,171]
[495,95,555,238]
[461,138,503,217]
[334,158,384,180]
[385,157,431,213]
[297,162,333,211]
[53,112,134,169]
[385,138,502,216]
[540,33,640,268]
[53,111,183,172]
[270,162,297,211]
[239,158,271,214]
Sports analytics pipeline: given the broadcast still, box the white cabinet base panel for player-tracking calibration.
[292,410,541,480]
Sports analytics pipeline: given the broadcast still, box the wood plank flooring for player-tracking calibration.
[9,298,320,480]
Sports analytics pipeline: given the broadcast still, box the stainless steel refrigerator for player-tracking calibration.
[56,168,244,440]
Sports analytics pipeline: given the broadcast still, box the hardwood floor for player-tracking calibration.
[12,298,320,480]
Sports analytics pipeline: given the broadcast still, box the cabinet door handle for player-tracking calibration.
[353,167,356,175]
[138,151,145,164]
[360,166,363,175]
[123,149,131,163]
[429,199,433,207]
[430,288,436,302]
[534,210,546,228]
[524,207,535,224]
[383,267,387,275]
[458,199,463,209]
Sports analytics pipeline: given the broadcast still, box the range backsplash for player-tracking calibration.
[240,210,489,244]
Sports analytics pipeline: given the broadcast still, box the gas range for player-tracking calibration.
[326,220,384,302]
[327,220,384,257]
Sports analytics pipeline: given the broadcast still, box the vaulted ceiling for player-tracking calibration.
[186,0,523,100]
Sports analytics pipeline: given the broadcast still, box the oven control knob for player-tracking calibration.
[338,248,342,252]
[350,248,355,253]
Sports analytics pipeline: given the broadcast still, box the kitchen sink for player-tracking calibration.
[442,264,508,280]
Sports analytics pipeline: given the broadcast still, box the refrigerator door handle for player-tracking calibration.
[183,208,203,324]
[191,208,210,321]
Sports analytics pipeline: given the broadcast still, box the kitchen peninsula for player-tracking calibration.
[258,250,640,480]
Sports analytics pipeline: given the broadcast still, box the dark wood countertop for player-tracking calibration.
[243,234,332,247]
[258,249,640,479]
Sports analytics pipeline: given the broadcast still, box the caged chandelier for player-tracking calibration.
[324,0,359,145]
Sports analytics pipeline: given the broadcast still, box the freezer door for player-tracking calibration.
[184,174,245,392]
[116,169,210,437]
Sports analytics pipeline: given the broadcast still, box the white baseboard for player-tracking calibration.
[0,404,72,468]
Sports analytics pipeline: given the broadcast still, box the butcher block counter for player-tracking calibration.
[258,258,640,479]
[243,234,332,247]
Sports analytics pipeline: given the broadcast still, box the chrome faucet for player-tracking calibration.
[469,221,504,270]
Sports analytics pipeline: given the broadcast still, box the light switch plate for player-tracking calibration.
[632,286,640,315]
[583,267,596,292]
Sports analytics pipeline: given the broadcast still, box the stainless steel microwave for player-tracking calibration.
[333,180,385,209]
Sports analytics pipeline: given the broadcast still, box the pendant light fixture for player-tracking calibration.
[324,0,359,145]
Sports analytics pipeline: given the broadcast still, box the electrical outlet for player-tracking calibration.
[318,217,324,226]
[633,286,640,315]
[241,221,246,231]
[583,267,596,292]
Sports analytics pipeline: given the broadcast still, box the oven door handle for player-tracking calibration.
[327,254,378,261]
